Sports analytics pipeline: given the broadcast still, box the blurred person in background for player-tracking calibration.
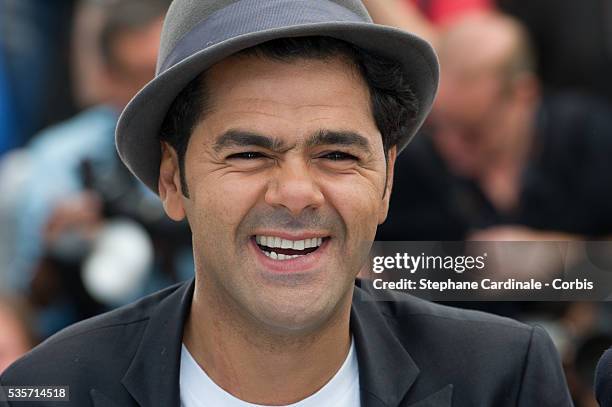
[3,0,193,339]
[378,12,612,241]
[0,296,36,374]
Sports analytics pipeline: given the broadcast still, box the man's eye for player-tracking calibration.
[227,152,266,160]
[322,151,358,161]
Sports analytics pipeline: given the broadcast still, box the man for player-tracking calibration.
[379,12,612,241]
[10,0,167,281]
[1,1,572,406]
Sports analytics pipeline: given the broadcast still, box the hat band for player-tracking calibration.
[159,0,366,73]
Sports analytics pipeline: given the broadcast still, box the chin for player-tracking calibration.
[249,289,348,335]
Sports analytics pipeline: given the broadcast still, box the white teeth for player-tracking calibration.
[268,237,322,249]
[294,240,305,250]
[262,251,301,261]
[255,235,325,251]
[304,238,323,249]
[263,250,318,260]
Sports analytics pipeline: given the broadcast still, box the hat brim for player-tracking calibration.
[116,21,439,193]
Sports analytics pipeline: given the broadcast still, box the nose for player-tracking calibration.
[264,160,325,217]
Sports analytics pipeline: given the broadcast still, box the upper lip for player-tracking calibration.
[251,231,330,240]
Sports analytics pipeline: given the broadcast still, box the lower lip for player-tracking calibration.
[249,237,330,274]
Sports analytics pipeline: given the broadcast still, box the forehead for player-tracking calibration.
[113,18,164,63]
[440,20,516,78]
[197,55,380,146]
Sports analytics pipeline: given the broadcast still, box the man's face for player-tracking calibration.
[431,18,520,177]
[161,55,395,333]
[106,17,164,107]
[432,57,512,177]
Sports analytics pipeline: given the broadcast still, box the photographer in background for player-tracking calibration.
[6,0,192,338]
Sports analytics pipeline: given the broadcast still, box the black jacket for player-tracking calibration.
[0,279,572,406]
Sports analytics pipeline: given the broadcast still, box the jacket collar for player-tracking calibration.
[121,280,195,407]
[117,279,426,407]
[351,282,421,406]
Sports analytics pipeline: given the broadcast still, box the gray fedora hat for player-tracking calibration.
[116,0,439,192]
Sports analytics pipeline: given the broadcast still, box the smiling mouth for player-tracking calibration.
[253,235,328,260]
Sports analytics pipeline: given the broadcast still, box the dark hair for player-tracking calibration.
[160,36,419,197]
[99,0,171,70]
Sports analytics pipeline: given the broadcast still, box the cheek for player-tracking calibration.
[321,174,384,240]
[187,173,267,239]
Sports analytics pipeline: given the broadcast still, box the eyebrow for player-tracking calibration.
[306,130,371,151]
[213,130,286,152]
[213,129,372,153]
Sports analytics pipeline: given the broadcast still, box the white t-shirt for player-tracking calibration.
[180,338,361,407]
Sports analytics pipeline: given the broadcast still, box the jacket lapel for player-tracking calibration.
[120,280,195,407]
[351,284,420,406]
[351,283,453,407]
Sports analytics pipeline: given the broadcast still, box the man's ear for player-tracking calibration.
[159,142,186,221]
[378,146,397,224]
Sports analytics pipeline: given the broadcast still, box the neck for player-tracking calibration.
[183,275,353,405]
